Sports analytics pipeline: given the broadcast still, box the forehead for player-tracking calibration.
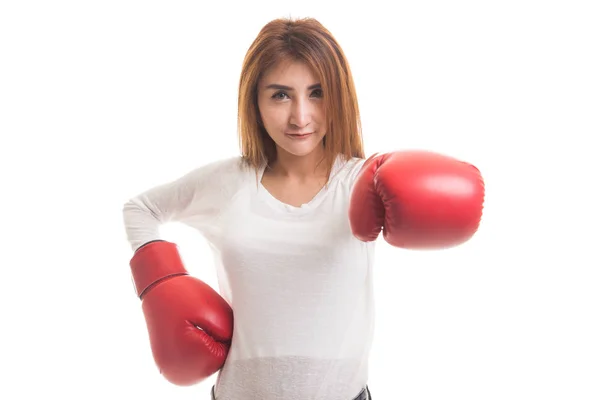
[260,59,319,86]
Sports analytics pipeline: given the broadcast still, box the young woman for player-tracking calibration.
[123,17,485,400]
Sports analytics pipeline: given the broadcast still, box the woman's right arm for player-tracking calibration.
[122,158,239,385]
[122,157,242,251]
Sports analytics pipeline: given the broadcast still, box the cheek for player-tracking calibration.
[261,106,288,130]
[314,104,326,124]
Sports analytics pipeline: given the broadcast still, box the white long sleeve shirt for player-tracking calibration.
[123,154,376,400]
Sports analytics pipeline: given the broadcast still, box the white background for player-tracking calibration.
[1,0,599,399]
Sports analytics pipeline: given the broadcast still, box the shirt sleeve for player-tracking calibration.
[345,157,368,187]
[122,156,246,251]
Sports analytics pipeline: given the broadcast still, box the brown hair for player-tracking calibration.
[237,17,365,177]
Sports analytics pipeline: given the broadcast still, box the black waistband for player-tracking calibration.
[354,386,371,400]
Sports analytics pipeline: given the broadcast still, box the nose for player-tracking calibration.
[289,97,312,128]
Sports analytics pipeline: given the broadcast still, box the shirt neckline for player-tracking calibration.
[256,155,346,214]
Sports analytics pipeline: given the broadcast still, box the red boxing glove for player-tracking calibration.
[130,240,234,386]
[349,150,484,249]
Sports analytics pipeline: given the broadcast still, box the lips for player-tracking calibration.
[286,132,313,139]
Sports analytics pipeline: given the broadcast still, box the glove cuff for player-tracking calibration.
[130,240,189,299]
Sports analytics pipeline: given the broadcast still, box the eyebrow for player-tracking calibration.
[265,83,321,91]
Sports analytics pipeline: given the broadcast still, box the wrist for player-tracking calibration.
[130,241,189,298]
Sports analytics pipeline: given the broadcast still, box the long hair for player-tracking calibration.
[238,17,365,178]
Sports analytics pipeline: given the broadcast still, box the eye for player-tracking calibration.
[311,88,323,98]
[271,91,289,100]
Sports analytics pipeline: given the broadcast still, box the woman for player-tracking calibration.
[123,17,484,400]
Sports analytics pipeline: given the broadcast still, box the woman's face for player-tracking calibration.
[257,59,327,158]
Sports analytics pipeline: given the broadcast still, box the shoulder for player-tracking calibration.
[331,155,367,186]
[187,155,255,183]
[163,155,258,204]
[178,155,257,216]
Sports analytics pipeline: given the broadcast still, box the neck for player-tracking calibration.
[269,145,328,180]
